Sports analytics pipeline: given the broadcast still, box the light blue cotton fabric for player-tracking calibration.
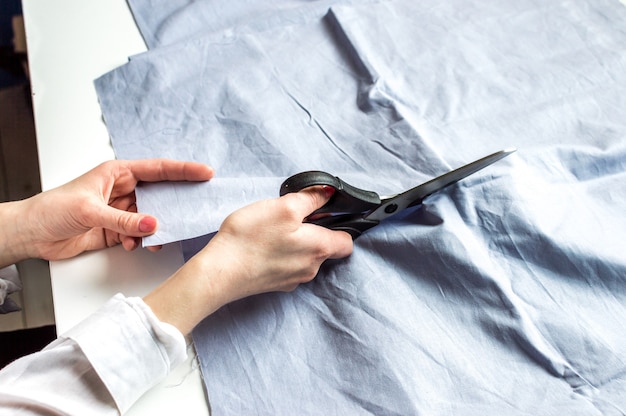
[126,0,381,48]
[95,0,626,413]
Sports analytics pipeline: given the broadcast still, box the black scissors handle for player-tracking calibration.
[280,171,381,214]
[304,213,380,239]
[279,171,381,238]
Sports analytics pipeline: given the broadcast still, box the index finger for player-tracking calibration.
[126,159,214,183]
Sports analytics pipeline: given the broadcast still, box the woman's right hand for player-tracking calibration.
[144,185,354,335]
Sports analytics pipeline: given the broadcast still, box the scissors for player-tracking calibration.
[279,148,516,239]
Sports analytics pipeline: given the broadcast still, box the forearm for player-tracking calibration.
[143,230,275,336]
[143,245,235,336]
[0,199,35,267]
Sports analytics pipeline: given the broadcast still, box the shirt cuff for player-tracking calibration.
[62,293,188,413]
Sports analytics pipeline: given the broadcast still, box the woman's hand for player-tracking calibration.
[144,186,354,335]
[0,159,213,266]
[207,185,354,299]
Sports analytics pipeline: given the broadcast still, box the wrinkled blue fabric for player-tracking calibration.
[127,0,381,48]
[95,0,626,414]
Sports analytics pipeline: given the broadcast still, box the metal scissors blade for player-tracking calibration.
[366,148,516,221]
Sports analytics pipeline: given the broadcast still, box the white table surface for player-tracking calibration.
[21,0,210,413]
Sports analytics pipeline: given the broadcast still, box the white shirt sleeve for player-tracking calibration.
[0,294,188,415]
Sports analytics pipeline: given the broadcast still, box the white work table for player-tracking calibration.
[22,0,209,413]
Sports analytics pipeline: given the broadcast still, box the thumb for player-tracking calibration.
[98,205,158,237]
[295,185,336,218]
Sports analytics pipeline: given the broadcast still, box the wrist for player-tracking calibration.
[144,248,225,335]
[0,199,36,267]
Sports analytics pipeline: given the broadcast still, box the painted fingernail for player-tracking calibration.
[321,185,336,198]
[139,216,157,233]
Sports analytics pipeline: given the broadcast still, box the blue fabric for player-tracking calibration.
[126,0,379,48]
[95,0,626,413]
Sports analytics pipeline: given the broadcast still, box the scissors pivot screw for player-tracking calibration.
[384,203,398,214]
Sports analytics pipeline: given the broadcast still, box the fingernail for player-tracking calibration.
[139,216,157,233]
[321,185,335,198]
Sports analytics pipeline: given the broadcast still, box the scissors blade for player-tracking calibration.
[367,148,516,221]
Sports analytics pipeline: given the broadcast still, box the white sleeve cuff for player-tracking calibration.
[62,293,187,413]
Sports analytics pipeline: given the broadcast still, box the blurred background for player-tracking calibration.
[0,0,56,368]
